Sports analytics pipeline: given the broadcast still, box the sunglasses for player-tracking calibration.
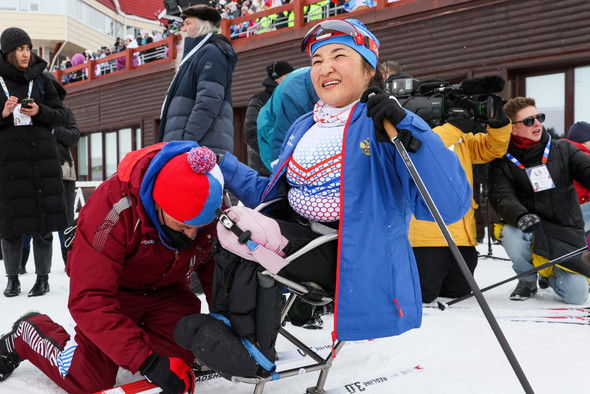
[512,113,545,127]
[300,19,379,59]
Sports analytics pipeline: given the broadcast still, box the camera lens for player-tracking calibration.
[287,297,315,327]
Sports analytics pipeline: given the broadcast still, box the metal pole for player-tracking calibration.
[438,246,587,309]
[383,119,534,394]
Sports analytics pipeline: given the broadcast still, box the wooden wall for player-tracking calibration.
[62,0,590,164]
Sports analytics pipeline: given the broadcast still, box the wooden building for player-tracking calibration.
[61,0,590,182]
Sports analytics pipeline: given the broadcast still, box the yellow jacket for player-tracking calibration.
[409,122,511,247]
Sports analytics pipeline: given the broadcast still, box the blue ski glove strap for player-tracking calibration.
[360,86,407,142]
[516,213,541,233]
[140,352,195,394]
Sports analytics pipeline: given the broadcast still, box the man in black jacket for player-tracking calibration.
[488,96,590,303]
[243,61,293,176]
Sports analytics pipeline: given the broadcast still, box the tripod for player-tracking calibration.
[480,181,510,261]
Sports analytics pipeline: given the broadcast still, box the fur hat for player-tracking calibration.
[567,121,590,143]
[153,146,224,226]
[1,27,33,55]
[266,61,294,79]
[181,5,222,28]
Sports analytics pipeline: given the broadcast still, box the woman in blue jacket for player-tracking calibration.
[217,19,471,344]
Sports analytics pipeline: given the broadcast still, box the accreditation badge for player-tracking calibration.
[526,164,555,192]
[13,104,32,126]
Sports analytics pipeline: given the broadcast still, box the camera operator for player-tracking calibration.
[404,80,512,303]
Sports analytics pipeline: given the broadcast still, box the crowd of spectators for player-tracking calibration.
[58,0,398,83]
[59,23,181,84]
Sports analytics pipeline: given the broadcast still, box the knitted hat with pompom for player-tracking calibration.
[153,146,224,226]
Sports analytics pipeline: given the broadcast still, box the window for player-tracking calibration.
[119,128,133,162]
[574,66,590,123]
[105,131,117,177]
[525,73,565,137]
[80,128,142,181]
[77,135,89,181]
[91,133,103,181]
[136,128,142,149]
[0,0,17,11]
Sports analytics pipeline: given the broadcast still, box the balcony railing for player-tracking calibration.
[54,34,182,86]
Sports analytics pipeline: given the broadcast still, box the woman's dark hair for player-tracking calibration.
[362,58,384,89]
[4,48,36,71]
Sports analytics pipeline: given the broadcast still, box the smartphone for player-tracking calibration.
[22,98,34,109]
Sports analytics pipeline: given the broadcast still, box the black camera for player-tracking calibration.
[385,75,506,128]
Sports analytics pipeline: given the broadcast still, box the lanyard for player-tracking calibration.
[505,134,551,169]
[0,77,33,99]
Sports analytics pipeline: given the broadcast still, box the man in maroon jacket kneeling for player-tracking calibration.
[0,141,223,394]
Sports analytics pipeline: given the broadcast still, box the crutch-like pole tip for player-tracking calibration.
[437,301,447,311]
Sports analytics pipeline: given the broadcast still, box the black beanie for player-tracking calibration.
[266,61,294,79]
[567,121,590,143]
[1,27,33,55]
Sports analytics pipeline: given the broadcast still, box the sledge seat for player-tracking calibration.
[175,198,345,394]
[231,198,343,394]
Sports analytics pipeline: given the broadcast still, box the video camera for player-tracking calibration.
[384,75,506,128]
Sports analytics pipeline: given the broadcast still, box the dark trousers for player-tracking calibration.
[276,219,338,291]
[413,246,478,303]
[2,233,52,277]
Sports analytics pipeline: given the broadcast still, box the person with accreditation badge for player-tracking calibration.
[488,96,590,303]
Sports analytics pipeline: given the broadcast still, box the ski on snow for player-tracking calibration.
[94,340,373,394]
[497,315,590,325]
[325,364,425,394]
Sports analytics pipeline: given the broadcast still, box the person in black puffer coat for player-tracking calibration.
[0,27,67,298]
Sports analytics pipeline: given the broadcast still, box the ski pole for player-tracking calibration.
[381,117,535,394]
[438,246,587,310]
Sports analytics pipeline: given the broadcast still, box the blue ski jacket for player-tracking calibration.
[220,102,471,341]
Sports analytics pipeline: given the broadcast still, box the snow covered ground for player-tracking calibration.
[1,235,588,394]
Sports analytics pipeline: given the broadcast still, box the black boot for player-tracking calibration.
[0,311,40,381]
[28,275,49,297]
[19,248,29,275]
[3,276,20,297]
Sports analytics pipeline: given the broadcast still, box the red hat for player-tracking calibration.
[153,147,223,226]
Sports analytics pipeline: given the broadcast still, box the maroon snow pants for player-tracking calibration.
[13,285,202,394]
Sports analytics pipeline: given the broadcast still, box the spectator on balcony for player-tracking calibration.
[113,37,123,51]
[70,53,86,81]
[157,5,238,154]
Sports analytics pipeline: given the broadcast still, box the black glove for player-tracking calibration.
[140,352,195,394]
[483,95,510,128]
[360,86,407,141]
[445,97,476,133]
[516,214,541,233]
